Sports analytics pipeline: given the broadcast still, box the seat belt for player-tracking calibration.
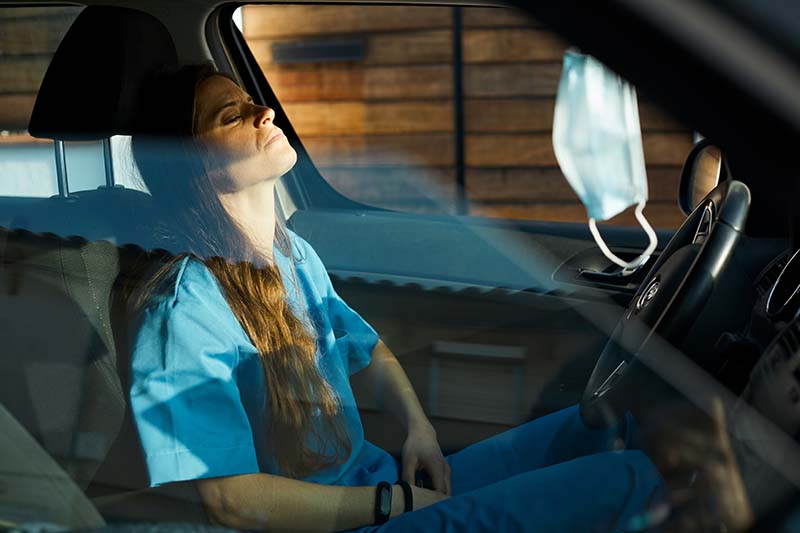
[0,402,105,529]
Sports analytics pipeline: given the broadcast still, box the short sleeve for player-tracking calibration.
[129,259,260,487]
[328,293,380,375]
[291,234,380,375]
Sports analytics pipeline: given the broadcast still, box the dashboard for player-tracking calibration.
[728,247,800,517]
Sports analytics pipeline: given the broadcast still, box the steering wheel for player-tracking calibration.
[580,179,751,428]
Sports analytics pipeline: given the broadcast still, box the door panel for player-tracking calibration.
[289,207,675,453]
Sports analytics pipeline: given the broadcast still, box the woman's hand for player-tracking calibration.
[642,398,753,533]
[400,422,452,496]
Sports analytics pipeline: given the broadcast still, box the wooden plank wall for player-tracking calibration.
[243,5,692,227]
[0,8,80,136]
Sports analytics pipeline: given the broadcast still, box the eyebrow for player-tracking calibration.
[212,95,254,119]
[213,101,238,117]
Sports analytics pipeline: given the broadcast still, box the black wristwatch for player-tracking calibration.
[374,481,392,525]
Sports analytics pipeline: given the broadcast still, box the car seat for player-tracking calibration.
[0,230,122,487]
[0,4,208,524]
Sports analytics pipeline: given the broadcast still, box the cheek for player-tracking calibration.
[198,133,237,166]
[209,134,260,173]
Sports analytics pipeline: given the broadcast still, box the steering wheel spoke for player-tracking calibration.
[580,180,751,427]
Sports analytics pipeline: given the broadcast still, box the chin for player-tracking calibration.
[273,145,298,178]
[241,144,298,184]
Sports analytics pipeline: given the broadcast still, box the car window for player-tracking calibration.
[240,4,692,228]
[0,6,105,197]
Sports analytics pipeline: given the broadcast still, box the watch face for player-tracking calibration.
[379,484,392,515]
[375,482,392,524]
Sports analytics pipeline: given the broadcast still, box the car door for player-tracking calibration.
[214,3,691,454]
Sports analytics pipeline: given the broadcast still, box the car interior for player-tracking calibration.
[1,1,800,531]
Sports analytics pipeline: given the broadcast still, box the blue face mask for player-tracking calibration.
[552,50,657,270]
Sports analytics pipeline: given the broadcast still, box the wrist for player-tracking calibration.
[407,418,436,437]
[391,484,406,517]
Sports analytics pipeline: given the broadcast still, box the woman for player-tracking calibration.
[127,64,665,532]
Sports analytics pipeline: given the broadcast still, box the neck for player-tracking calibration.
[218,179,277,260]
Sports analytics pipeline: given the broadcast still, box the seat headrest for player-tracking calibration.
[28,5,178,141]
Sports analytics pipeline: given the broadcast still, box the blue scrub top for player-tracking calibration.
[129,231,399,487]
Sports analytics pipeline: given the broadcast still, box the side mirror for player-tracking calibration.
[678,138,729,215]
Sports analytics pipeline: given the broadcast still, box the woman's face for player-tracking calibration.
[193,74,297,191]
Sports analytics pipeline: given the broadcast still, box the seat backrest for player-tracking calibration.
[0,227,124,488]
[9,187,159,249]
[0,225,207,522]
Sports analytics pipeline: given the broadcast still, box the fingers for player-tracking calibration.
[651,397,753,533]
[428,459,447,494]
[402,457,418,486]
[661,492,740,533]
[709,397,732,444]
[419,457,451,495]
[401,433,451,494]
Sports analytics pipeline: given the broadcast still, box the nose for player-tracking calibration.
[254,104,275,128]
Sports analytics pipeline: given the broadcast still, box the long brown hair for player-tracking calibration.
[130,64,349,478]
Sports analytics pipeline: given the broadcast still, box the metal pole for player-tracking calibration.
[53,140,68,197]
[102,137,115,187]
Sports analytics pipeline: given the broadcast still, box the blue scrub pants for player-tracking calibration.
[357,405,664,532]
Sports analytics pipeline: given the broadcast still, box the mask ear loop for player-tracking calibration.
[588,202,658,271]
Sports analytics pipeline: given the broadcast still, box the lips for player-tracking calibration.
[264,127,284,148]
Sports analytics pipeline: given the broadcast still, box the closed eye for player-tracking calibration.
[223,115,241,125]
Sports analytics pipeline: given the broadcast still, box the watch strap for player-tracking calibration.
[396,480,414,512]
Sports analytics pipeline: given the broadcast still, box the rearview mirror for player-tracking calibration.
[679,139,728,215]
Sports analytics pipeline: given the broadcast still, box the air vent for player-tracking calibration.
[756,251,790,299]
